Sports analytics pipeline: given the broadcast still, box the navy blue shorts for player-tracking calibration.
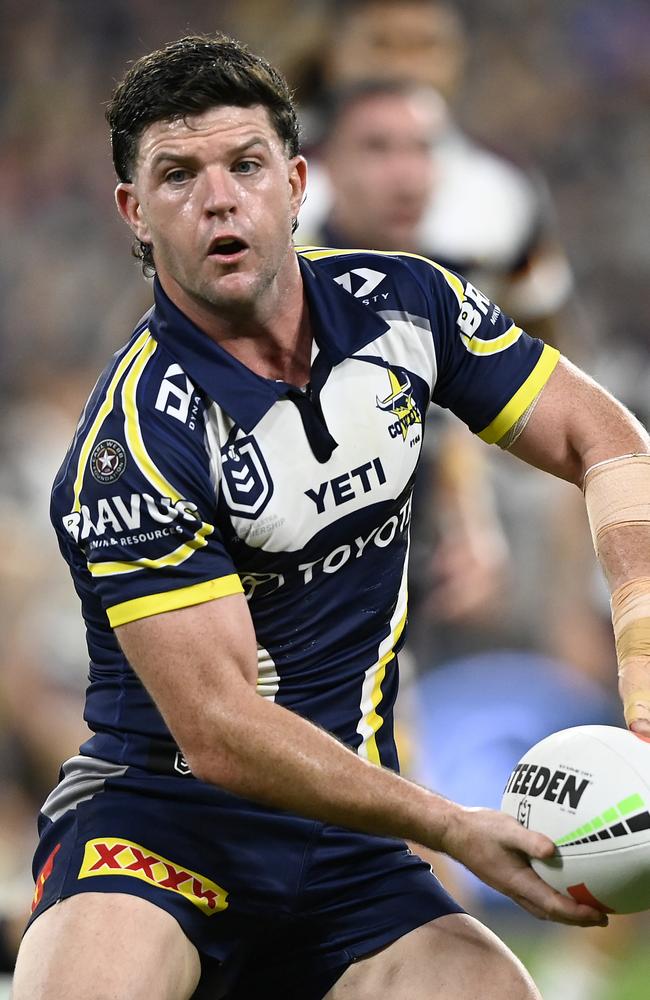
[28,755,463,999]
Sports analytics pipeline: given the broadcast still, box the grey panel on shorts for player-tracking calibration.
[41,755,129,823]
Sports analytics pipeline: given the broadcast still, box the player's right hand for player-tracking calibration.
[439,805,609,927]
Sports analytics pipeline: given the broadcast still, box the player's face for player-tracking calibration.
[115,105,306,319]
[325,92,442,251]
[327,2,466,101]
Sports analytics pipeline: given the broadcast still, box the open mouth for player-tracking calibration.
[208,236,248,259]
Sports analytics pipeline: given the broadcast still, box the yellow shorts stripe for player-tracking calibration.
[478,344,560,445]
[107,574,244,627]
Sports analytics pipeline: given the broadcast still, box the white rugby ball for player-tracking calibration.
[501,725,650,913]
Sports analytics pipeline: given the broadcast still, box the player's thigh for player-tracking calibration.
[325,912,540,1000]
[12,892,202,1000]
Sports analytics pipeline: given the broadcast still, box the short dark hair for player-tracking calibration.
[106,33,301,272]
[107,33,300,182]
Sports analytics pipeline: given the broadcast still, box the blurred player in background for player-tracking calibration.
[293,0,577,350]
[292,0,589,667]
[302,78,509,662]
[13,31,645,1000]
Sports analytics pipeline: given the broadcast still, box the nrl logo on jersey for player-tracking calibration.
[220,435,274,519]
[376,368,422,442]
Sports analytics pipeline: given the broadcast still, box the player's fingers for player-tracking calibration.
[520,830,557,861]
[496,814,557,861]
[509,865,607,927]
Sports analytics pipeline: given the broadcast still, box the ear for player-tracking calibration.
[288,156,308,221]
[115,182,152,244]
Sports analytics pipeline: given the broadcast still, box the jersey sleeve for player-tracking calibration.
[406,256,560,443]
[53,336,242,628]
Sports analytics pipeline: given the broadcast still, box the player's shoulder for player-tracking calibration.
[296,245,464,312]
[50,314,207,520]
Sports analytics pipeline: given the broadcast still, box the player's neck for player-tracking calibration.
[217,289,313,386]
[159,254,313,385]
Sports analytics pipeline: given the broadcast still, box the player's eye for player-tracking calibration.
[233,159,261,175]
[164,168,192,184]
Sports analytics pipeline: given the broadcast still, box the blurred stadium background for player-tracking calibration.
[2,1,650,996]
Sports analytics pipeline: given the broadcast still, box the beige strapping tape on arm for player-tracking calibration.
[583,453,650,557]
[584,455,650,726]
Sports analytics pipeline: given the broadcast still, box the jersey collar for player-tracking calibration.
[147,254,389,431]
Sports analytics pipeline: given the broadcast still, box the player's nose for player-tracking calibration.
[201,165,238,216]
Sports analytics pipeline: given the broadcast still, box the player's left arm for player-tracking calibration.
[507,355,650,736]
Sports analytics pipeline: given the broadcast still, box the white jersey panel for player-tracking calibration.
[204,356,423,553]
[363,312,437,395]
[256,644,280,702]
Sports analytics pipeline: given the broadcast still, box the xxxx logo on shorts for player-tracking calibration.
[32,843,61,913]
[78,838,228,917]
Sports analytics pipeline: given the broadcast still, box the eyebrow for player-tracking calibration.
[150,135,273,171]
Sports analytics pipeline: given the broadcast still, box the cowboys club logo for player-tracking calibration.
[376,368,422,441]
[90,439,127,484]
[220,435,274,519]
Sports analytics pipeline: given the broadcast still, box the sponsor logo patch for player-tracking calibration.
[334,267,387,299]
[32,843,61,913]
[155,364,199,426]
[78,837,228,916]
[90,439,127,484]
[62,493,200,544]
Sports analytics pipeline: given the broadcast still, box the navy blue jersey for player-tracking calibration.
[51,249,559,775]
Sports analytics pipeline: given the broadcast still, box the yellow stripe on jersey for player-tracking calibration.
[478,344,561,445]
[460,323,523,357]
[297,246,371,260]
[85,334,214,578]
[359,603,408,765]
[296,246,464,306]
[87,520,214,578]
[382,250,465,306]
[72,331,151,512]
[122,336,181,501]
[106,574,243,627]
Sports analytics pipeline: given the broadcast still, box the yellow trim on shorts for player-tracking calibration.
[107,574,244,627]
[478,344,560,445]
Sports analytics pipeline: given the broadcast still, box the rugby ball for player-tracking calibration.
[501,725,650,913]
